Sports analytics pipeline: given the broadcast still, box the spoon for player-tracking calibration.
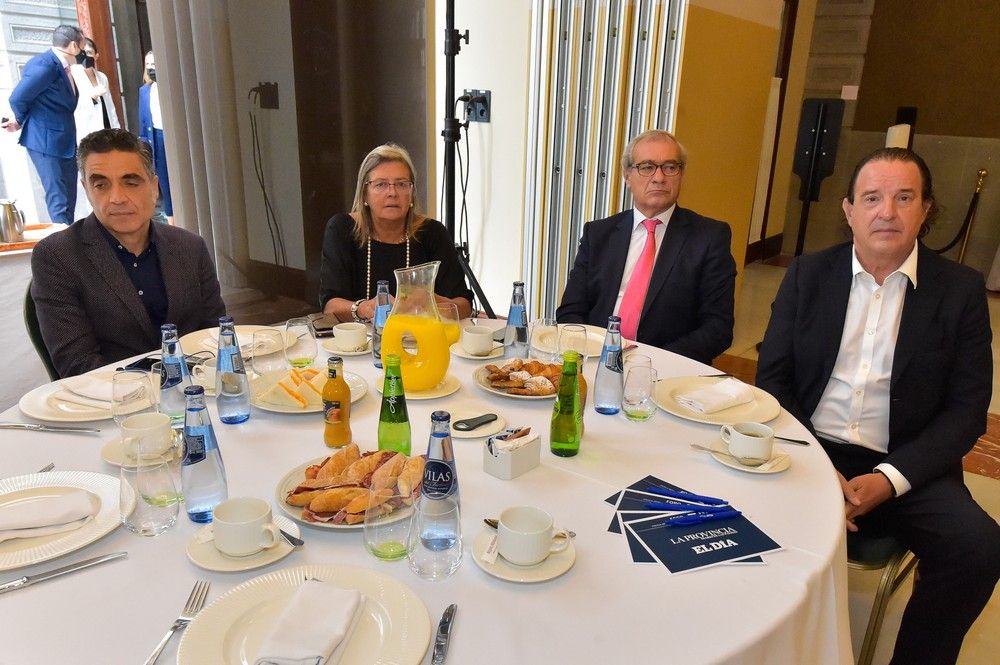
[689,443,768,467]
[484,518,576,539]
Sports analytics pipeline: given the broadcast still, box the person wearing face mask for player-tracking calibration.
[70,38,120,219]
[138,51,173,225]
[3,24,85,224]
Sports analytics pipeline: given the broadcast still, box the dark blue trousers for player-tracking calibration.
[151,128,173,216]
[27,148,77,225]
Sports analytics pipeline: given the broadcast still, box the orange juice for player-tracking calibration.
[381,314,451,391]
[443,321,461,345]
[322,357,352,447]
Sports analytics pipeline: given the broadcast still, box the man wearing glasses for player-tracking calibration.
[557,129,736,364]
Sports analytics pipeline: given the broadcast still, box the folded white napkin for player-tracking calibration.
[254,580,364,665]
[50,390,111,411]
[675,378,754,414]
[60,375,113,403]
[0,489,95,543]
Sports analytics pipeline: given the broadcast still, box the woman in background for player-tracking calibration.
[138,51,173,225]
[71,37,120,219]
[319,143,473,323]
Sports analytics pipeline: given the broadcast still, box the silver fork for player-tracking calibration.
[142,580,210,665]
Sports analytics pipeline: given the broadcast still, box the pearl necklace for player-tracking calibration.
[366,235,410,299]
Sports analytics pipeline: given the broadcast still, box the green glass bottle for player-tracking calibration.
[550,351,582,457]
[378,354,411,454]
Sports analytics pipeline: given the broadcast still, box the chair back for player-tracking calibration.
[24,281,59,381]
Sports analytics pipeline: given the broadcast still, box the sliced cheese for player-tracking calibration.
[261,379,308,408]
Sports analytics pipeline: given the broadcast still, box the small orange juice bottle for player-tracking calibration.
[323,356,352,447]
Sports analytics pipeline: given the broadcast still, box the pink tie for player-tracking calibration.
[619,219,660,340]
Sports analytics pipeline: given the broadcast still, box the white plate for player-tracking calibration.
[179,325,292,358]
[706,440,791,474]
[321,338,373,357]
[472,366,556,401]
[654,376,781,425]
[19,379,112,423]
[186,515,299,572]
[375,373,461,400]
[100,437,178,467]
[274,457,410,531]
[530,324,605,360]
[448,406,506,439]
[177,564,431,665]
[449,342,504,361]
[251,372,367,414]
[0,471,130,571]
[472,529,576,583]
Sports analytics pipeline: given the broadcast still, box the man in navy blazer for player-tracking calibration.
[556,130,736,365]
[4,24,84,224]
[757,148,999,664]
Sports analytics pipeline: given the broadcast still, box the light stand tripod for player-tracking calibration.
[441,0,496,318]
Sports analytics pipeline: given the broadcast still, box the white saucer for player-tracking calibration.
[100,437,177,467]
[375,373,461,400]
[472,529,575,583]
[186,515,299,572]
[449,342,504,361]
[321,338,372,356]
[708,440,791,474]
[448,407,506,439]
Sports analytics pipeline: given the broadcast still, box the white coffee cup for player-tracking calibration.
[120,412,173,460]
[333,322,368,351]
[497,506,570,566]
[720,422,774,466]
[191,357,217,387]
[461,325,495,356]
[211,497,281,557]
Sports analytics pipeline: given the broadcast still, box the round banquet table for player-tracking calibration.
[0,323,852,665]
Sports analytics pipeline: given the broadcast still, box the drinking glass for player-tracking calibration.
[284,318,317,368]
[438,302,461,346]
[625,353,652,371]
[119,413,180,536]
[111,369,156,425]
[558,324,590,364]
[364,490,413,561]
[251,329,287,378]
[407,495,462,580]
[623,366,658,422]
[529,317,560,362]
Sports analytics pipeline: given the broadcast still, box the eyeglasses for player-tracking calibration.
[365,179,414,193]
[631,161,683,177]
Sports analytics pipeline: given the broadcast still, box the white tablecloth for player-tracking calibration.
[0,325,852,664]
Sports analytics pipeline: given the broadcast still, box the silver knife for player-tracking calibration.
[0,551,127,594]
[0,423,102,434]
[431,603,457,664]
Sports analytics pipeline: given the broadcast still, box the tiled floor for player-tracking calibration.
[726,260,1000,665]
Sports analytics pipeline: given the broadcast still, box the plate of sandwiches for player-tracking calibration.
[276,444,425,530]
[251,368,367,413]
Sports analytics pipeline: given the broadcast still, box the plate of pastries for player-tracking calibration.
[473,358,584,399]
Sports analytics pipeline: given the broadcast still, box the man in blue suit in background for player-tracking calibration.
[4,25,84,225]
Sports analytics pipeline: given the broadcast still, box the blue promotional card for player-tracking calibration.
[624,512,781,574]
[617,513,658,563]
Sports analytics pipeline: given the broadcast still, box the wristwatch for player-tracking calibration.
[351,299,370,324]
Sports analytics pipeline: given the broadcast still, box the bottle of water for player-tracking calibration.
[594,315,624,415]
[408,410,462,580]
[503,281,528,359]
[372,280,391,369]
[181,386,228,523]
[158,324,193,429]
[215,316,251,424]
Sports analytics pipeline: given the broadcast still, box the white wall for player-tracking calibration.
[433,1,532,314]
[226,0,304,270]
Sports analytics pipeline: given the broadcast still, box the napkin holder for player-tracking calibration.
[483,429,541,481]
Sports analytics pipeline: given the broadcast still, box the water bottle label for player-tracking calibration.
[324,401,344,424]
[422,460,456,498]
[229,354,246,374]
[605,349,623,373]
[184,433,206,456]
[162,360,182,388]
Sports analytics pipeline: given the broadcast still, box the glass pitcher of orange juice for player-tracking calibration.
[381,262,451,392]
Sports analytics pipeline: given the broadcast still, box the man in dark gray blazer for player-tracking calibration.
[556,130,735,364]
[31,129,226,377]
[757,148,999,665]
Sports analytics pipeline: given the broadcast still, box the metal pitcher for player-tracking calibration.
[0,199,26,243]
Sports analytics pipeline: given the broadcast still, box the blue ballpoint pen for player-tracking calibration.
[661,508,742,527]
[644,501,732,513]
[644,486,729,506]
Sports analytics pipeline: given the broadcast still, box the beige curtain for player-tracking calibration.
[146,0,250,290]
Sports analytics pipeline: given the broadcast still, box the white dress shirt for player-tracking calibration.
[811,242,919,496]
[611,205,674,316]
[150,82,163,130]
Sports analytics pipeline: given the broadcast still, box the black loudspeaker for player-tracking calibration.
[791,98,845,255]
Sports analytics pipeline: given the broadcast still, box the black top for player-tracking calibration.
[318,213,474,308]
[97,221,168,330]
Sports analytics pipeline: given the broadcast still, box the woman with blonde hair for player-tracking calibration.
[319,143,473,323]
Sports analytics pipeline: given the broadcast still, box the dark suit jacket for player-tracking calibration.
[30,214,227,377]
[8,49,78,159]
[556,207,736,364]
[138,84,154,148]
[756,242,992,490]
